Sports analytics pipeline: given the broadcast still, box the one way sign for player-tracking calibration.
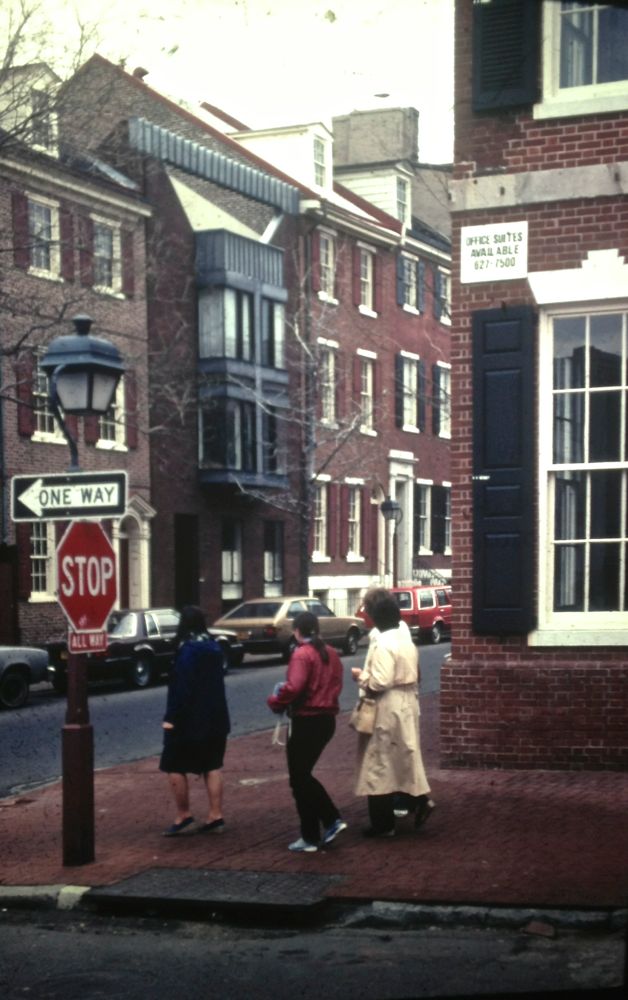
[11,471,127,522]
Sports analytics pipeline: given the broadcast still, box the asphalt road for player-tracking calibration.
[0,641,449,798]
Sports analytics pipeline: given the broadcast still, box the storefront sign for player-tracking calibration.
[460,222,528,283]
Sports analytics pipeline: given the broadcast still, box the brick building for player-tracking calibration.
[443,0,628,768]
[0,65,153,647]
[57,56,452,624]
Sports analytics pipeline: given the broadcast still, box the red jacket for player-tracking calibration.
[267,641,343,716]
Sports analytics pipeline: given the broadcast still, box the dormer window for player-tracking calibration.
[314,136,327,187]
[396,177,409,226]
[30,88,58,154]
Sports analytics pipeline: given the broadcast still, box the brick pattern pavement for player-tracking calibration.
[1,693,627,909]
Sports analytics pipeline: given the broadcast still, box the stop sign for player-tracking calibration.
[56,521,117,632]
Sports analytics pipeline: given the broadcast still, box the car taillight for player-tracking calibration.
[262,625,278,639]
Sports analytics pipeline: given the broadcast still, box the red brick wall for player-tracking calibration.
[443,0,628,769]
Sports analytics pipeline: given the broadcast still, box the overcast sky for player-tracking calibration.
[18,0,455,163]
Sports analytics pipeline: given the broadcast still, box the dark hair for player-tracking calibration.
[176,605,207,644]
[363,588,400,632]
[293,610,329,663]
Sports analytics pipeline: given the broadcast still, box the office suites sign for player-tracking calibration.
[460,222,528,283]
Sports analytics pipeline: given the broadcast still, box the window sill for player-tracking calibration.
[533,91,628,121]
[402,303,420,315]
[96,440,128,452]
[28,593,56,603]
[317,292,338,306]
[32,432,66,445]
[358,305,377,318]
[27,267,62,282]
[311,554,331,563]
[346,554,365,563]
[529,627,628,647]
[360,428,377,437]
[402,424,420,434]
[93,285,125,300]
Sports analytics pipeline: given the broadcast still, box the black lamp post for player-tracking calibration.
[40,315,124,865]
[380,495,403,587]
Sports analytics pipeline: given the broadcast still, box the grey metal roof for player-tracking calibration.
[128,117,300,214]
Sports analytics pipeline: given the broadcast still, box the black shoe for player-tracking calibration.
[414,796,435,829]
[362,826,395,838]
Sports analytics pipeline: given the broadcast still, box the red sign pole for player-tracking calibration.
[56,520,117,866]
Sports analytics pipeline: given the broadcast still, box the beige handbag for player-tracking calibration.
[349,696,377,734]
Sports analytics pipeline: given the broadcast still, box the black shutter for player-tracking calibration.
[472,0,540,112]
[418,261,425,313]
[472,305,536,635]
[396,253,405,306]
[418,360,426,431]
[395,354,404,428]
[433,266,442,320]
[432,485,446,555]
[432,364,441,435]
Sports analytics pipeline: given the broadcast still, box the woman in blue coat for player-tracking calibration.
[160,606,230,836]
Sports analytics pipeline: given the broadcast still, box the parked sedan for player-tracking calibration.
[0,646,50,710]
[47,607,243,693]
[212,596,365,661]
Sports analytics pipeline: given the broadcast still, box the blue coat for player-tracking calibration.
[163,635,230,741]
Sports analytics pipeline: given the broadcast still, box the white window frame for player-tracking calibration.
[358,245,376,315]
[313,135,327,188]
[27,193,60,279]
[346,482,364,561]
[312,480,330,562]
[401,351,421,433]
[534,301,628,646]
[358,351,376,435]
[396,176,409,227]
[401,254,419,313]
[97,378,127,451]
[438,268,452,326]
[416,480,433,554]
[32,350,65,444]
[318,339,338,425]
[91,214,122,296]
[443,482,452,555]
[534,1,628,121]
[318,230,337,303]
[29,521,56,601]
[436,362,452,439]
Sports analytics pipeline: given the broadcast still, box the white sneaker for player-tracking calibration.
[288,837,318,853]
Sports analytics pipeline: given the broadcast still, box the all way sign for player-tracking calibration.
[11,471,127,522]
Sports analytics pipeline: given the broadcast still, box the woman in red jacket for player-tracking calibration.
[267,610,347,853]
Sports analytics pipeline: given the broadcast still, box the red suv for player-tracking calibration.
[357,585,452,644]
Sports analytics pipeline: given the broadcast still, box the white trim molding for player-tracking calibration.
[528,249,628,305]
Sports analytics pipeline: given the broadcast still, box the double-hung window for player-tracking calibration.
[28,196,59,276]
[319,340,337,424]
[358,354,375,433]
[396,176,409,226]
[30,522,55,599]
[415,482,432,553]
[264,521,284,596]
[319,231,336,300]
[33,351,63,441]
[399,353,422,431]
[98,378,126,449]
[314,136,327,187]
[359,248,374,312]
[201,399,256,472]
[535,2,628,119]
[221,520,243,602]
[540,307,628,633]
[312,482,329,559]
[433,363,452,439]
[92,218,121,293]
[347,486,362,558]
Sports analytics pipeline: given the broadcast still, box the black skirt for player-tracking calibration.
[159,730,227,775]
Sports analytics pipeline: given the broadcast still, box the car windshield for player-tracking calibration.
[223,602,283,619]
[108,612,138,637]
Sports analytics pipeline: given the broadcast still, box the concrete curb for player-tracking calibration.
[1,884,626,933]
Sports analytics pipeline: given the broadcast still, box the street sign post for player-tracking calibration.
[55,520,117,867]
[11,471,127,522]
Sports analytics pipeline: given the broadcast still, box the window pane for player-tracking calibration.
[224,289,236,357]
[555,472,585,540]
[590,470,621,539]
[560,5,593,88]
[554,544,584,610]
[589,543,620,610]
[553,392,584,463]
[590,313,622,387]
[589,391,620,461]
[598,6,628,83]
[553,316,585,389]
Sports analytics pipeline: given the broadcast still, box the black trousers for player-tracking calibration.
[368,793,424,833]
[286,714,339,844]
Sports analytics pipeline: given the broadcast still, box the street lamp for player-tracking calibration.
[40,314,124,471]
[380,495,403,588]
[41,314,124,865]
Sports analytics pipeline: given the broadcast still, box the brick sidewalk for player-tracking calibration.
[1,693,627,910]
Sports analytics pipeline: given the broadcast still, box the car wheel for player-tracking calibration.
[51,673,68,696]
[431,622,443,645]
[0,669,29,710]
[217,642,230,676]
[343,628,360,655]
[129,655,154,688]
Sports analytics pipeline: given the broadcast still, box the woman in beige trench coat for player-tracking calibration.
[353,588,435,837]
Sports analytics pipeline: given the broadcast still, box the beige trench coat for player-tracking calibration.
[354,621,431,797]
